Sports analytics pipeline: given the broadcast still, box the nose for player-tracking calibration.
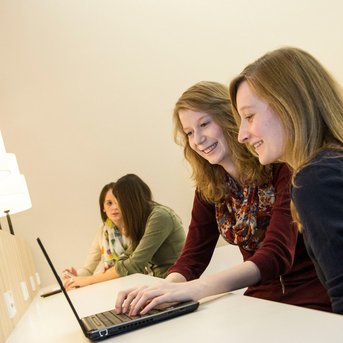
[193,130,205,145]
[238,121,249,144]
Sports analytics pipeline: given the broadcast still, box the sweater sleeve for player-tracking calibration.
[114,206,176,276]
[77,225,103,276]
[247,164,298,282]
[167,191,219,280]
[293,157,343,314]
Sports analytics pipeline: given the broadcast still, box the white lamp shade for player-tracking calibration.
[0,153,20,180]
[0,174,32,216]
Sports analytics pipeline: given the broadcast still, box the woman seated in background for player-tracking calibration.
[63,173,185,290]
[114,81,331,316]
[63,182,128,287]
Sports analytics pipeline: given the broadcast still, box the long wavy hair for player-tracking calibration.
[173,81,270,203]
[112,174,153,250]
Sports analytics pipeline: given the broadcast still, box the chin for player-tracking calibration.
[206,154,222,165]
[259,154,280,165]
[203,156,215,165]
[258,155,271,165]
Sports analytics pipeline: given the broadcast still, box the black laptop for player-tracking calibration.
[36,237,199,341]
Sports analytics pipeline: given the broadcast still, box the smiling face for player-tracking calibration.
[179,109,236,174]
[236,81,286,165]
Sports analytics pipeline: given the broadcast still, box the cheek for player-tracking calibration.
[269,117,285,143]
[264,119,286,157]
[257,118,276,138]
[275,125,286,151]
[188,138,196,151]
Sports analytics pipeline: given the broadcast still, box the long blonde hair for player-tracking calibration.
[229,47,343,227]
[173,81,269,203]
[229,47,343,174]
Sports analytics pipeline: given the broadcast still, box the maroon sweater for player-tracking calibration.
[168,164,332,312]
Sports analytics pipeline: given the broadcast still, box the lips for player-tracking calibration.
[202,142,217,154]
[253,140,263,150]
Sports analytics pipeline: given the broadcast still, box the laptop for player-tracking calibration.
[36,237,199,341]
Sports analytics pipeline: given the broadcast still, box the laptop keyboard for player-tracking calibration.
[91,309,160,327]
[98,311,133,325]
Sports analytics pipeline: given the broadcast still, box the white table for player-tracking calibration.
[5,272,343,343]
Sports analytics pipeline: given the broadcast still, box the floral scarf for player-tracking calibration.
[101,218,129,269]
[215,174,275,251]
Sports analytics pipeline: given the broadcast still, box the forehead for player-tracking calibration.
[236,81,268,112]
[236,81,256,105]
[178,109,211,124]
[104,190,115,200]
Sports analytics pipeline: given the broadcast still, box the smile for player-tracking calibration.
[253,140,263,150]
[202,143,217,154]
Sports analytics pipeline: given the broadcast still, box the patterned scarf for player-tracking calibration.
[101,218,129,269]
[215,173,275,251]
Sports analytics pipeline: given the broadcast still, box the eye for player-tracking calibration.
[184,130,192,137]
[200,121,209,128]
[245,114,254,122]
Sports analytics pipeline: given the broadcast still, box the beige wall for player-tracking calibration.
[1,0,343,287]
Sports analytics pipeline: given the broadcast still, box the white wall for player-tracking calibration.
[1,0,343,287]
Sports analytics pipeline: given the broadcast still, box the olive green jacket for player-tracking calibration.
[115,204,185,278]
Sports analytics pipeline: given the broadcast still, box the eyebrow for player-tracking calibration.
[181,114,211,131]
[237,105,254,113]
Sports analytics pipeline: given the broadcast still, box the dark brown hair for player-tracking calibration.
[112,174,153,250]
[99,182,116,222]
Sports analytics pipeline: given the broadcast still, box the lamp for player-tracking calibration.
[0,131,32,235]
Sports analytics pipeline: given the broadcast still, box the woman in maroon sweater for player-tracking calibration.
[115,81,331,316]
